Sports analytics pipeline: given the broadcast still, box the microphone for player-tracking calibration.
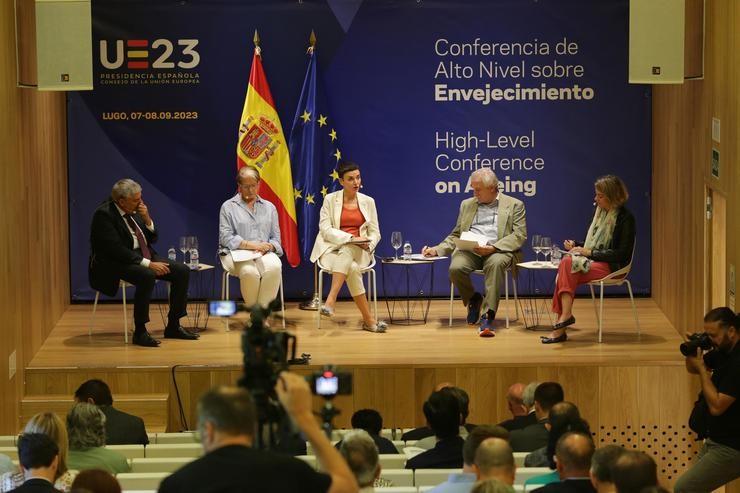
[592,202,596,207]
[360,184,364,189]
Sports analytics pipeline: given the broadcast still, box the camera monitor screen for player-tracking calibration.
[315,376,339,396]
[208,300,237,317]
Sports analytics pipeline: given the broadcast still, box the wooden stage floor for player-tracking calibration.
[31,297,684,369]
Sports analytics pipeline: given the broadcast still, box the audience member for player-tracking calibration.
[611,451,657,493]
[73,379,148,446]
[338,430,380,493]
[70,470,121,493]
[1,412,75,492]
[589,445,625,493]
[158,376,357,493]
[66,404,130,474]
[526,401,590,467]
[471,478,515,493]
[417,387,474,450]
[428,425,509,493]
[474,438,516,486]
[532,431,596,493]
[510,382,564,452]
[335,409,397,454]
[10,433,59,493]
[402,384,475,442]
[406,388,465,469]
[498,383,535,431]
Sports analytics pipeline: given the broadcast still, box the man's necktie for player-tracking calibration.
[124,215,151,260]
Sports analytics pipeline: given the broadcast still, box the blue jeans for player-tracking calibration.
[674,439,740,493]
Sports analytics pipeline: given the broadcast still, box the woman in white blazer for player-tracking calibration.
[309,161,386,332]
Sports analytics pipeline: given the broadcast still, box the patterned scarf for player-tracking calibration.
[571,207,619,273]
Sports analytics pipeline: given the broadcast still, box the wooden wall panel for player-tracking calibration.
[653,0,739,331]
[0,0,69,433]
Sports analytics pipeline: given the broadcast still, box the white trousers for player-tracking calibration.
[320,245,367,296]
[221,252,282,308]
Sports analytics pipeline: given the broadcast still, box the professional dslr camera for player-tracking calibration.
[679,332,713,356]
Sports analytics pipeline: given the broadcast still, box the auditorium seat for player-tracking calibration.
[376,487,417,493]
[513,452,528,467]
[144,443,203,458]
[379,454,407,469]
[115,472,169,490]
[414,469,460,487]
[153,432,197,444]
[380,469,414,487]
[106,444,145,459]
[514,467,552,485]
[297,455,317,468]
[130,457,192,473]
[0,446,17,460]
[0,436,15,446]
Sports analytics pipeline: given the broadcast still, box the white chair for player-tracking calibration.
[316,257,377,329]
[90,280,134,344]
[449,268,518,328]
[0,446,17,460]
[220,260,285,330]
[377,487,417,493]
[115,472,169,490]
[513,451,528,467]
[586,240,640,343]
[0,436,16,446]
[130,457,192,473]
[379,454,408,469]
[153,432,198,444]
[414,468,461,487]
[144,443,203,458]
[379,469,414,487]
[297,455,318,469]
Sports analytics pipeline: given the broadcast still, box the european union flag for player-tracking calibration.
[289,43,342,263]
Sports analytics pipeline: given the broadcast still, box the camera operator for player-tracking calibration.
[674,307,740,493]
[158,374,358,493]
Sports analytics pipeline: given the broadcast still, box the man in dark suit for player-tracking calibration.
[532,431,596,493]
[74,379,149,445]
[89,178,196,347]
[10,433,60,493]
[498,383,538,431]
[510,382,564,452]
[406,388,465,469]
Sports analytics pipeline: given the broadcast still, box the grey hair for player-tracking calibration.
[67,402,107,450]
[522,382,539,408]
[470,168,499,189]
[236,166,260,184]
[111,179,142,201]
[339,430,379,487]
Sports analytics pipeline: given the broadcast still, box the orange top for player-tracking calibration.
[340,206,365,237]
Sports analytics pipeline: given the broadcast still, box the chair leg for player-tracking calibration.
[589,284,599,329]
[90,291,100,336]
[317,269,323,329]
[504,271,509,327]
[122,284,129,344]
[280,277,286,330]
[370,270,377,321]
[512,276,519,320]
[625,280,640,337]
[449,282,454,327]
[598,283,605,343]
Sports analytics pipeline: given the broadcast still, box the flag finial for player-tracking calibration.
[310,30,316,47]
[253,30,260,47]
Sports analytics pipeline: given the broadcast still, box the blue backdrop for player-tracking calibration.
[68,0,651,301]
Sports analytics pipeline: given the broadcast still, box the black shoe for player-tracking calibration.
[467,293,483,325]
[132,331,160,347]
[552,316,576,330]
[164,326,200,340]
[541,333,568,344]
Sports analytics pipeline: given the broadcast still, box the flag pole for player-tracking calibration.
[298,30,320,311]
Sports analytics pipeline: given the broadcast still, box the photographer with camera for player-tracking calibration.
[158,375,358,493]
[674,307,740,493]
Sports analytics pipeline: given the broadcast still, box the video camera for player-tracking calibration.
[308,366,352,398]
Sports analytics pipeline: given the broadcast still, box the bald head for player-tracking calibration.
[474,438,516,485]
[555,432,595,478]
[612,450,657,493]
[506,383,527,417]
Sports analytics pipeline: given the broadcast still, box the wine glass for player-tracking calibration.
[179,236,189,263]
[531,234,542,265]
[540,237,552,264]
[190,236,199,252]
[390,231,402,260]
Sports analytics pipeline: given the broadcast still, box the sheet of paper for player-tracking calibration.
[230,249,262,262]
[408,254,447,261]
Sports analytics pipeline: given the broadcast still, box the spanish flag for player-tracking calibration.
[236,32,299,267]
